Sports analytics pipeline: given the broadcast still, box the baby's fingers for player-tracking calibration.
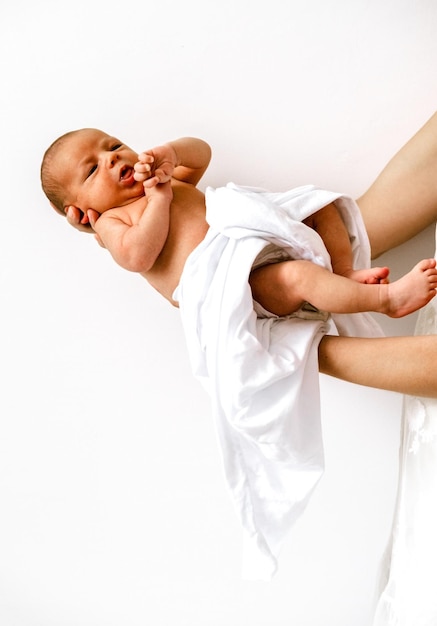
[153,167,172,183]
[142,175,160,189]
[137,151,155,164]
[142,170,171,188]
[134,160,152,182]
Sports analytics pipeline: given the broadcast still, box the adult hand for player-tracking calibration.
[65,205,92,232]
[65,206,105,247]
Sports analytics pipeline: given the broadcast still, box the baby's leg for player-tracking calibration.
[305,204,389,284]
[249,258,437,318]
[346,267,390,284]
[381,259,437,317]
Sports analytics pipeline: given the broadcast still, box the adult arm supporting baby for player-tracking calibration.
[318,333,437,398]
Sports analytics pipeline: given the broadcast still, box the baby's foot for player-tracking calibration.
[381,259,437,318]
[347,266,390,284]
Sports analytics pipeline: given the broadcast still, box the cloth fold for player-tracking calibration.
[174,183,383,580]
[372,225,437,626]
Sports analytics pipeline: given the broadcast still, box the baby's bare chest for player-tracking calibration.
[143,185,209,304]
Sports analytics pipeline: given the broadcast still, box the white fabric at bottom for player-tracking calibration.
[175,183,383,580]
[373,226,437,626]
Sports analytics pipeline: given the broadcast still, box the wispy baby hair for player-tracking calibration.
[40,129,82,214]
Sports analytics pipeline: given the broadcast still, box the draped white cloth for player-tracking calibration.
[174,183,383,580]
[373,227,437,625]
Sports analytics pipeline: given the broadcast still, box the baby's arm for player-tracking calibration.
[134,137,211,188]
[88,181,172,273]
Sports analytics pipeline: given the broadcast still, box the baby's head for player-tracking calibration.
[41,128,145,221]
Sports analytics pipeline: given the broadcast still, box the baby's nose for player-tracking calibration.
[106,152,119,167]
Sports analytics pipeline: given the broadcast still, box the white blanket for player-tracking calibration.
[174,183,383,580]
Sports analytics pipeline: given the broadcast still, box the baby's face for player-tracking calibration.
[55,129,145,215]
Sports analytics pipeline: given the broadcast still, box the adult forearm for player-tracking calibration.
[357,111,437,259]
[318,334,437,398]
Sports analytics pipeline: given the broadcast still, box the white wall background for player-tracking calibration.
[1,1,436,624]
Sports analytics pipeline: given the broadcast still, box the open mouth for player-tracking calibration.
[119,165,135,183]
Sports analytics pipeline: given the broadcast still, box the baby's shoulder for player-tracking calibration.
[102,197,148,225]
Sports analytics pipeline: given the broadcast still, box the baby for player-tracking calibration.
[41,127,437,319]
[41,127,437,580]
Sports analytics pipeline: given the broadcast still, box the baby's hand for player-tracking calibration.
[133,152,154,184]
[145,179,173,204]
[134,143,177,189]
